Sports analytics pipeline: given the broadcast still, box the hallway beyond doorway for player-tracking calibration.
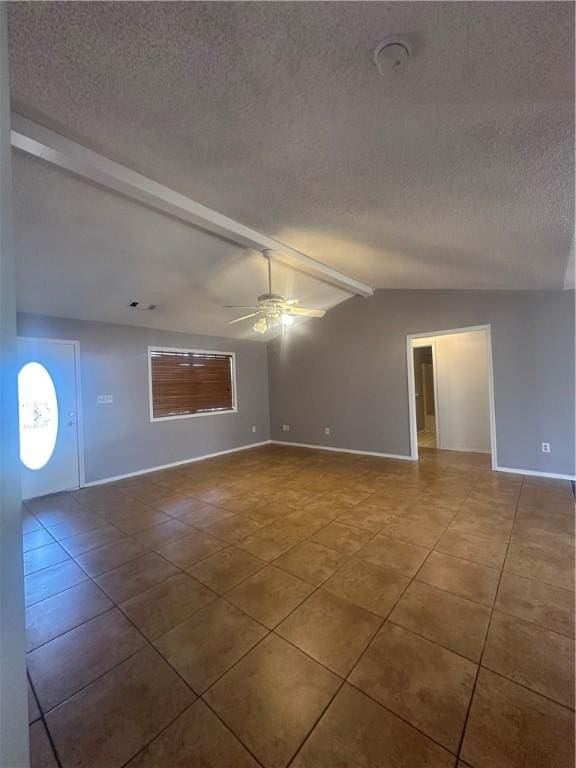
[418,429,437,449]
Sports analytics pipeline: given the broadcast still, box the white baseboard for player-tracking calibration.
[83,440,272,487]
[271,440,413,461]
[495,465,576,482]
[271,442,574,480]
[82,440,575,488]
[436,445,491,455]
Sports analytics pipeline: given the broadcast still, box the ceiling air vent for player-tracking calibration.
[127,301,157,311]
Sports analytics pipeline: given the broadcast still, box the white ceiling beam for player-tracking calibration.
[11,113,374,297]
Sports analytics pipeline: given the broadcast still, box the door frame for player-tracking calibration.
[406,324,497,469]
[17,336,85,491]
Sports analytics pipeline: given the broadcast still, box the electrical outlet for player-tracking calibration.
[541,442,551,454]
[324,426,331,436]
[282,424,290,432]
[251,425,257,433]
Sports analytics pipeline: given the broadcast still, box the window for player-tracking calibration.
[18,362,59,470]
[148,347,236,420]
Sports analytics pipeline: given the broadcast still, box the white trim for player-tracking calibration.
[495,465,576,481]
[11,114,373,298]
[17,336,86,489]
[408,324,494,339]
[485,326,498,469]
[406,324,498,469]
[147,345,237,422]
[431,341,440,446]
[79,442,576,488]
[72,341,86,488]
[271,440,412,461]
[407,336,418,462]
[83,440,271,487]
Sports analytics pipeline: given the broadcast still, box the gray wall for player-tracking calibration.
[268,290,575,476]
[18,314,270,483]
[0,7,29,765]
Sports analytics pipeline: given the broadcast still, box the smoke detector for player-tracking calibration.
[374,36,413,74]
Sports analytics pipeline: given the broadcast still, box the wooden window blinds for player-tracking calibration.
[149,349,235,419]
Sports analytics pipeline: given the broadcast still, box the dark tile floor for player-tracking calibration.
[23,445,575,768]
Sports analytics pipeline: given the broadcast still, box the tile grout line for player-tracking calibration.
[33,475,325,763]
[282,466,474,764]
[284,677,349,768]
[107,603,269,768]
[125,488,406,764]
[480,605,575,642]
[27,672,63,768]
[30,542,542,737]
[454,474,526,761]
[26,459,464,713]
[198,698,268,768]
[34,544,227,768]
[204,466,484,764]
[24,447,569,768]
[378,615,576,711]
[30,510,218,720]
[25,486,329,651]
[338,470,499,760]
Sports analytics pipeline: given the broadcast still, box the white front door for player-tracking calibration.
[17,338,81,499]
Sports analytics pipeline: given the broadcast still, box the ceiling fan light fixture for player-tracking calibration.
[226,251,325,333]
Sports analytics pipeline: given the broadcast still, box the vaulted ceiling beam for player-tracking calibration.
[11,113,374,297]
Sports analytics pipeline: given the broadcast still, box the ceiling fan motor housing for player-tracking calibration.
[258,293,286,306]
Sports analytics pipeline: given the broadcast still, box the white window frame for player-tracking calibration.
[147,345,238,422]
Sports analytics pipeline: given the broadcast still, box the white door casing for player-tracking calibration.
[407,325,497,468]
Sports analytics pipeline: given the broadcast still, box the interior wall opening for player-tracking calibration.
[408,326,496,466]
[413,344,437,449]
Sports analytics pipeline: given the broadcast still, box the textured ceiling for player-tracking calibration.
[12,153,349,339]
[7,1,575,339]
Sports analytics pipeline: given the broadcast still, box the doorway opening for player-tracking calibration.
[407,325,497,468]
[413,343,438,449]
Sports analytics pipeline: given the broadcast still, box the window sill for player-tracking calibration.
[150,408,238,423]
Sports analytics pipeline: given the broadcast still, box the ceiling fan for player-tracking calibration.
[225,250,326,333]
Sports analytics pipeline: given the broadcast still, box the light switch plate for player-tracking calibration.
[97,394,114,404]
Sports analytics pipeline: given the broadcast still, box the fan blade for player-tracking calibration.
[227,312,259,325]
[286,298,299,305]
[223,305,259,309]
[287,307,326,318]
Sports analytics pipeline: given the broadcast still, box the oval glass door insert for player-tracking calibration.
[18,362,59,470]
